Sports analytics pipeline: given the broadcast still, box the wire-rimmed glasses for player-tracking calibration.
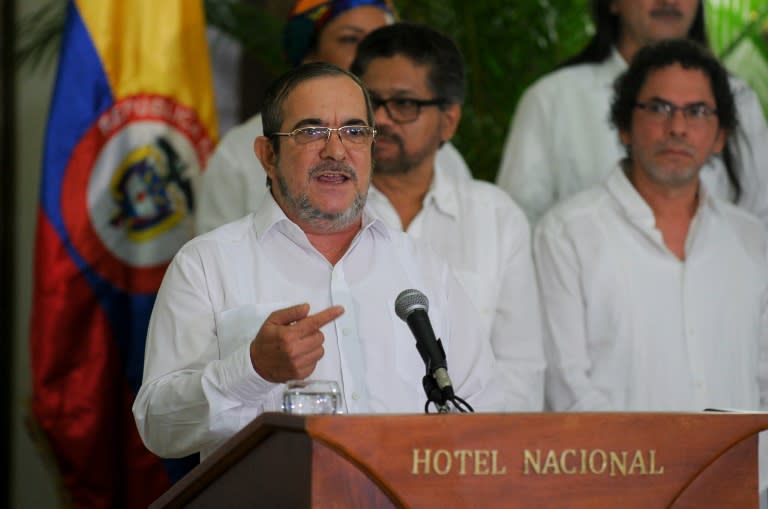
[271,125,376,147]
[635,99,717,126]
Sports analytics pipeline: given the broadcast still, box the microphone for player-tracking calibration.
[394,289,454,400]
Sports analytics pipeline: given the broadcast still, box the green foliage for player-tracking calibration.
[14,1,768,180]
[706,0,768,117]
[397,0,593,181]
[203,0,287,76]
[395,0,768,180]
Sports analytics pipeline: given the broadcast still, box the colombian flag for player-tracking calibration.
[29,1,217,507]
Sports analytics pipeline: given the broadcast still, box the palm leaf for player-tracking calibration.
[15,1,67,72]
[707,0,768,116]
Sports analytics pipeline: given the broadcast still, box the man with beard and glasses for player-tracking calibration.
[496,0,768,228]
[133,63,504,461]
[534,41,768,499]
[351,23,546,411]
[195,0,472,235]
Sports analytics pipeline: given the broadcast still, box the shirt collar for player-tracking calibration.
[361,203,393,238]
[596,47,628,86]
[423,159,459,219]
[251,191,292,238]
[609,46,628,71]
[605,164,718,227]
[367,160,460,222]
[584,46,627,98]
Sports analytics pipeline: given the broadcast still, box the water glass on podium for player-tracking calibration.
[282,380,342,415]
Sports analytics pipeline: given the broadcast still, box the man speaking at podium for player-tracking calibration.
[132,62,504,461]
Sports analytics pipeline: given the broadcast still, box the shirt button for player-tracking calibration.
[352,392,360,400]
[342,328,352,336]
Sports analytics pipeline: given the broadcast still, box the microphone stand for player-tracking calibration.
[422,374,452,413]
[421,372,474,414]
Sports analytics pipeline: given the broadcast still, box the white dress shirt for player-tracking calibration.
[195,113,473,234]
[534,167,768,413]
[497,48,768,227]
[367,167,545,410]
[133,195,504,460]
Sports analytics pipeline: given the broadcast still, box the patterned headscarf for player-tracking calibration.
[283,0,397,67]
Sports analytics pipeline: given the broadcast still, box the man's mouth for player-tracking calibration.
[659,145,694,159]
[315,172,351,184]
[309,162,357,184]
[650,6,683,20]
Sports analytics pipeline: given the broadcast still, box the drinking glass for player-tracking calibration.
[282,379,343,415]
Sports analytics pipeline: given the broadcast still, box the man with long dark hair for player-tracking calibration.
[533,39,768,506]
[496,0,768,228]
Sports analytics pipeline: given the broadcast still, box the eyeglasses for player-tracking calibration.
[271,125,376,146]
[370,95,448,123]
[635,99,718,125]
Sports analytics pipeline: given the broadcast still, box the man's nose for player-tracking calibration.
[667,108,689,136]
[320,129,347,159]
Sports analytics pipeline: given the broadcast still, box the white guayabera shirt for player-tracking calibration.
[133,196,504,460]
[534,167,768,504]
[535,167,768,412]
[367,165,546,411]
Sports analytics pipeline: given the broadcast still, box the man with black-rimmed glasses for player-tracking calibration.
[351,23,546,412]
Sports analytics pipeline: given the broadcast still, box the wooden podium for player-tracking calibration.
[151,412,768,508]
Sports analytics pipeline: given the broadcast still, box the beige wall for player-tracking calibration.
[13,0,60,506]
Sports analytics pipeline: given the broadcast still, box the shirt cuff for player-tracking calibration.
[212,340,278,405]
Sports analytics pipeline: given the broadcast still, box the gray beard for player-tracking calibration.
[275,164,367,233]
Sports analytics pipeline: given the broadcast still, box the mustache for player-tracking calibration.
[308,161,358,180]
[650,5,683,18]
[658,140,695,155]
[374,126,404,145]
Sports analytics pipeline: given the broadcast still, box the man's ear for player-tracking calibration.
[439,103,462,143]
[254,136,277,180]
[619,127,631,147]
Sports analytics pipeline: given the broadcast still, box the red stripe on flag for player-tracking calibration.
[30,210,170,508]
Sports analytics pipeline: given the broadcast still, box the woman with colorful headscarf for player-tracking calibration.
[284,0,396,69]
[196,0,470,234]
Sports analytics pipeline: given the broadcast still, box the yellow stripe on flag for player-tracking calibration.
[76,0,218,141]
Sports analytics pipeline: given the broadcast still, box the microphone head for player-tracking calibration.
[395,289,429,321]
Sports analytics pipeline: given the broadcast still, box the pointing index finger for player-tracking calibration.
[293,305,345,335]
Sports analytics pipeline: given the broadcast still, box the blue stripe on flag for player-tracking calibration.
[41,1,113,236]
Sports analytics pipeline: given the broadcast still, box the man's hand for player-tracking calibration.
[250,303,345,382]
